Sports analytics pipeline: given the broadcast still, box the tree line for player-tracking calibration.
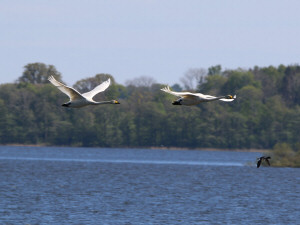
[0,63,299,158]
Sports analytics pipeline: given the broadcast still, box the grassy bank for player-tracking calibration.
[271,143,300,168]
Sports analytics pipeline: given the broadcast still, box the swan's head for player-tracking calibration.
[112,100,120,104]
[225,95,233,99]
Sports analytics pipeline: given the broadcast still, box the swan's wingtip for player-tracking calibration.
[160,86,170,92]
[48,75,54,81]
[106,78,111,85]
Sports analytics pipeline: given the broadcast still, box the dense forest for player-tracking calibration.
[0,63,300,165]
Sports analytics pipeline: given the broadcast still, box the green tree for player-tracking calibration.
[281,65,300,105]
[208,65,222,76]
[252,65,284,98]
[18,63,62,84]
[222,70,260,94]
[199,74,226,95]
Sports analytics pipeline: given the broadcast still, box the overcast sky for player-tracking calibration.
[1,0,300,86]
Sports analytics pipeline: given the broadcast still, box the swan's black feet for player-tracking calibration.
[172,101,181,105]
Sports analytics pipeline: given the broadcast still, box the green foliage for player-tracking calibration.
[252,65,284,97]
[271,143,300,167]
[208,65,222,76]
[18,63,62,84]
[0,63,300,162]
[199,75,226,95]
[281,65,300,105]
[171,84,182,92]
[222,70,260,94]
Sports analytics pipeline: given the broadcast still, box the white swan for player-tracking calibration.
[161,86,236,106]
[48,75,120,108]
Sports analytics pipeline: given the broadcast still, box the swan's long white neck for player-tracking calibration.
[206,96,227,101]
[92,101,114,105]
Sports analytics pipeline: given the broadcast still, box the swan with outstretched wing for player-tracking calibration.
[161,86,236,106]
[48,76,120,108]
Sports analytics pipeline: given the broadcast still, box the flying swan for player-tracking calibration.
[48,75,120,108]
[161,86,236,106]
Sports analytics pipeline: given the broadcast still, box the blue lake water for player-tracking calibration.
[0,146,299,224]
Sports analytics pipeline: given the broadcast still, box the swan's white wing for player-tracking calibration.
[193,93,217,99]
[82,78,111,100]
[218,95,237,102]
[160,86,198,97]
[48,76,84,101]
[161,86,236,102]
[200,94,216,99]
[161,86,211,100]
[195,93,236,101]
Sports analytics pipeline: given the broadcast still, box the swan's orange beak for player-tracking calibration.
[114,100,120,104]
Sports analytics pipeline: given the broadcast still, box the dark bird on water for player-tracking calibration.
[257,156,271,168]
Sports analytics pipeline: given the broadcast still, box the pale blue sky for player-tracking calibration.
[1,0,300,86]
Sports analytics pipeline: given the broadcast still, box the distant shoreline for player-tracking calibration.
[149,146,269,153]
[0,144,270,153]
